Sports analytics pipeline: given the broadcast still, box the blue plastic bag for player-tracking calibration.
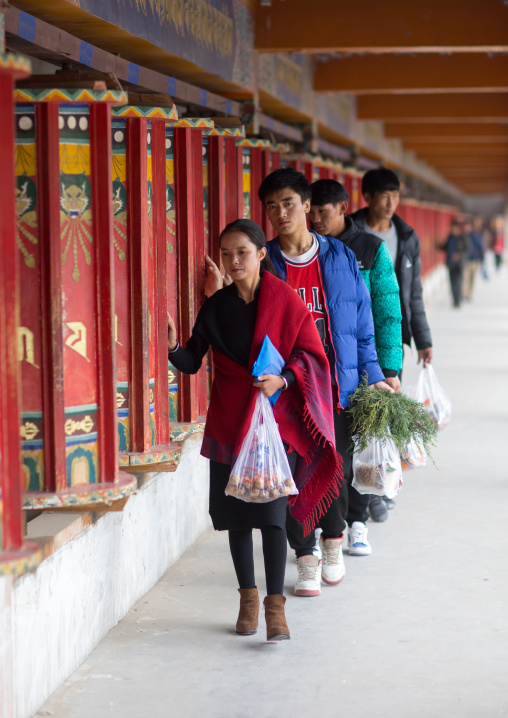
[252,335,285,407]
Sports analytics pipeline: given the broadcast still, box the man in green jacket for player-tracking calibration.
[311,179,403,522]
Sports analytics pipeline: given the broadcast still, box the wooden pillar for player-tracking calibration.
[260,149,272,239]
[36,102,67,493]
[289,159,304,173]
[224,136,238,226]
[237,146,244,219]
[319,167,334,180]
[208,134,226,266]
[173,127,198,422]
[151,118,170,447]
[303,161,314,184]
[250,147,263,226]
[126,117,151,452]
[191,130,207,419]
[0,73,23,547]
[90,102,118,480]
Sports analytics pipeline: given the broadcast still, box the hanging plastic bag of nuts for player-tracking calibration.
[407,364,451,431]
[400,438,427,470]
[225,392,299,503]
[352,436,403,499]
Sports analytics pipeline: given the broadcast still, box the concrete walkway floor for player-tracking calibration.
[38,264,508,718]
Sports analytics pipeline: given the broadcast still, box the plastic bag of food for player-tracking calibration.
[225,392,298,503]
[352,437,402,499]
[409,365,451,431]
[400,438,427,471]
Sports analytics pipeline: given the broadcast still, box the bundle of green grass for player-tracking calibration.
[347,378,438,462]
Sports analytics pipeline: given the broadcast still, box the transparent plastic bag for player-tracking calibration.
[400,438,427,471]
[409,365,451,431]
[352,437,402,499]
[225,392,298,503]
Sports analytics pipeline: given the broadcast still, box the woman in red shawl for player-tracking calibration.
[168,219,342,641]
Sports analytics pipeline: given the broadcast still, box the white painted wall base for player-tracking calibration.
[0,433,210,718]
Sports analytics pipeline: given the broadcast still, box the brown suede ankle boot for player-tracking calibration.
[236,588,260,635]
[263,594,290,641]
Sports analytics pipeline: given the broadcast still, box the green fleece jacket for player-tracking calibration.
[338,217,403,375]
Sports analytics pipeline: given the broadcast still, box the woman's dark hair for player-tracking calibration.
[219,219,279,277]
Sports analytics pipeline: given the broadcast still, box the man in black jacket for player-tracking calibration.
[351,168,433,370]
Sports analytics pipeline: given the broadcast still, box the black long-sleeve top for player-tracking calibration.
[169,282,294,385]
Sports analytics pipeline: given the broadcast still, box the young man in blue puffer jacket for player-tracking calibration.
[259,168,392,598]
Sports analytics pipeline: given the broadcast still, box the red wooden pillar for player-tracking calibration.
[236,145,244,220]
[151,118,170,447]
[343,171,354,211]
[191,129,207,418]
[271,151,281,172]
[224,136,238,226]
[173,125,209,422]
[319,166,334,180]
[351,173,361,212]
[126,117,151,452]
[260,149,272,239]
[36,103,67,493]
[303,161,314,184]
[90,102,119,479]
[174,126,197,422]
[0,73,24,548]
[250,147,263,226]
[208,134,226,266]
[0,53,40,571]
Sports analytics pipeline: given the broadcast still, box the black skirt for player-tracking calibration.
[209,460,288,531]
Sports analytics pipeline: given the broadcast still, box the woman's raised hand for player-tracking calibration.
[167,312,178,352]
[204,255,232,297]
[253,374,286,398]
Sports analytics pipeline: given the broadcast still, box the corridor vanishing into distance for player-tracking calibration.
[39,264,508,718]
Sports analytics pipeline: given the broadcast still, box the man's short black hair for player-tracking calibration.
[258,167,311,205]
[361,167,400,197]
[311,179,349,206]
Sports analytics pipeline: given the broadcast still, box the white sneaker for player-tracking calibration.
[348,522,372,556]
[319,535,346,585]
[313,528,323,559]
[294,555,322,596]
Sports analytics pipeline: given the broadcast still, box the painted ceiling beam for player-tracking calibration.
[384,123,508,140]
[8,0,253,98]
[356,93,508,121]
[4,7,241,116]
[255,0,508,53]
[412,159,508,171]
[403,143,508,155]
[314,54,508,93]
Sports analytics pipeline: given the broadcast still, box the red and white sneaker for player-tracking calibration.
[294,555,322,596]
[319,534,346,585]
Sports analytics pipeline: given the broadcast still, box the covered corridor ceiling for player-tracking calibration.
[256,0,508,196]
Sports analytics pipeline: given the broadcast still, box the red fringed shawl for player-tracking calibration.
[201,271,343,535]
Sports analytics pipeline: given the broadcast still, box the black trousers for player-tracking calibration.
[286,409,370,558]
[448,266,463,307]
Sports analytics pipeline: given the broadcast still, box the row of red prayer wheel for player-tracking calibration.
[0,73,456,574]
[0,70,295,571]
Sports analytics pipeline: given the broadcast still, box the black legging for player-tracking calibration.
[228,526,287,595]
